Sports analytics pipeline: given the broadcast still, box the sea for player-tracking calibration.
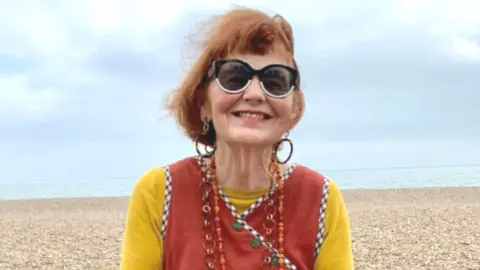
[1,165,479,200]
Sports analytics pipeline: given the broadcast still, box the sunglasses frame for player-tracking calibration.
[208,59,299,99]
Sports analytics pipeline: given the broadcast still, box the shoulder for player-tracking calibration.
[131,167,167,202]
[162,156,200,175]
[288,164,346,214]
[299,165,344,211]
[290,163,346,209]
[131,156,200,199]
[288,164,330,191]
[323,179,348,222]
[325,179,343,204]
[290,164,342,191]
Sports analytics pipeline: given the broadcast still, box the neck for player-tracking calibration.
[212,141,273,191]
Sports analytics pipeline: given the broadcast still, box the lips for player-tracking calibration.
[231,111,273,120]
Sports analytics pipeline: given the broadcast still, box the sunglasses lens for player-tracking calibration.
[216,62,251,92]
[261,67,294,97]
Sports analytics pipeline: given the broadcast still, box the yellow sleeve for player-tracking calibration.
[314,180,354,270]
[120,168,166,270]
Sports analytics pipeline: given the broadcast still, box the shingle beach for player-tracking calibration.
[1,187,479,269]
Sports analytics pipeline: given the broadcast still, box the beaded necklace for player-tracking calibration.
[200,154,286,269]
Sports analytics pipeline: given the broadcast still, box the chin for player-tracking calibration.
[227,131,277,147]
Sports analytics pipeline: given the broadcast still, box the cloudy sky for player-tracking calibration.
[1,0,479,183]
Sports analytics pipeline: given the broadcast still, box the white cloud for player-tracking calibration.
[0,75,65,121]
[393,0,480,59]
[452,37,480,60]
[0,0,200,121]
[285,0,480,60]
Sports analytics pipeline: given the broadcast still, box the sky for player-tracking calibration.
[1,0,480,183]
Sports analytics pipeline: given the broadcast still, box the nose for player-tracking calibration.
[242,77,266,103]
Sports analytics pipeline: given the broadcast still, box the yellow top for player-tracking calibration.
[120,167,354,269]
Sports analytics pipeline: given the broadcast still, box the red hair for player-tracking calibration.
[166,7,304,146]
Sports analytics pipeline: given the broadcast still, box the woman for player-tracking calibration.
[120,7,353,270]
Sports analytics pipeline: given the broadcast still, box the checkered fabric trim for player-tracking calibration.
[232,218,297,270]
[196,156,298,270]
[313,176,330,259]
[218,164,295,219]
[160,166,172,240]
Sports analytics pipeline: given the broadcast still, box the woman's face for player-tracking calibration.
[202,53,299,147]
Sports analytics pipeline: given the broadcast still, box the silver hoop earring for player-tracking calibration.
[273,132,293,164]
[195,119,216,157]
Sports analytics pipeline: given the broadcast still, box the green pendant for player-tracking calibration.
[271,255,279,265]
[232,220,242,231]
[250,237,261,248]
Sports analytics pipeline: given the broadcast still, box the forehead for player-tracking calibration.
[225,53,291,70]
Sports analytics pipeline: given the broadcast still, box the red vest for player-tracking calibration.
[162,157,325,270]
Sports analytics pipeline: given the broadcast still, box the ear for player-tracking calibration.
[288,91,304,130]
[286,111,300,131]
[200,103,212,121]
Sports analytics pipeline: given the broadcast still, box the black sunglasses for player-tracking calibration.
[207,59,299,98]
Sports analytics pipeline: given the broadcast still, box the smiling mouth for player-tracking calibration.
[231,111,273,120]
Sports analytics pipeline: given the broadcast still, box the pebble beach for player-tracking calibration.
[1,187,479,270]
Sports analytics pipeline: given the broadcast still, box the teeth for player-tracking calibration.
[238,112,266,119]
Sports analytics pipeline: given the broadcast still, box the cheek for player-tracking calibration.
[270,98,295,120]
[209,88,239,115]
